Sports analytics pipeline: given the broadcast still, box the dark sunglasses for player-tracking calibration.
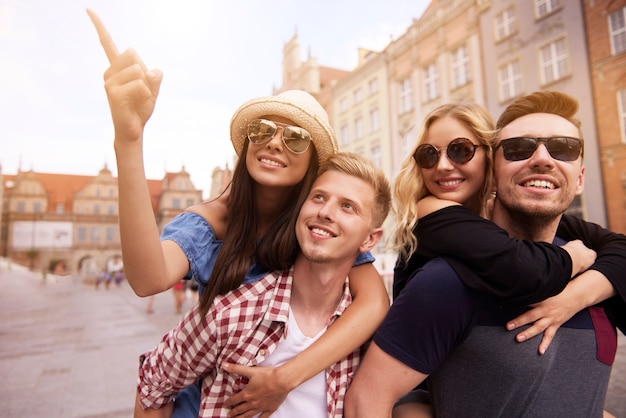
[494,136,582,162]
[247,119,312,154]
[413,137,486,169]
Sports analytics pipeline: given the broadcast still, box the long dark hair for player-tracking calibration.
[199,141,319,315]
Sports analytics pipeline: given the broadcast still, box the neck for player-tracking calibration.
[491,203,561,242]
[289,255,353,337]
[254,184,293,236]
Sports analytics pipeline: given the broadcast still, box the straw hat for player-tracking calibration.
[230,90,338,163]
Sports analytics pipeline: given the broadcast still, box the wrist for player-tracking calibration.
[275,362,303,391]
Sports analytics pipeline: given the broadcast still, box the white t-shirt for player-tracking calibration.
[255,307,327,418]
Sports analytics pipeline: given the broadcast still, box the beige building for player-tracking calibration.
[478,0,606,224]
[275,0,611,231]
[0,165,202,279]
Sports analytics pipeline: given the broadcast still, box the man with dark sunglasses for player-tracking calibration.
[345,91,626,417]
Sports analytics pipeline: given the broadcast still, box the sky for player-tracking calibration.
[1,0,430,197]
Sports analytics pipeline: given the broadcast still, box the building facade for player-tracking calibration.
[0,165,202,280]
[583,0,626,234]
[275,0,616,232]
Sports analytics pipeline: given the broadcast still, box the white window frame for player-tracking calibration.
[369,108,380,132]
[539,36,570,85]
[353,88,363,104]
[371,144,382,168]
[423,63,439,102]
[451,45,470,89]
[495,6,517,41]
[401,129,414,160]
[368,78,379,95]
[618,89,626,144]
[340,124,349,146]
[535,0,560,19]
[354,117,364,139]
[609,7,626,55]
[340,97,349,113]
[498,59,523,102]
[398,78,413,114]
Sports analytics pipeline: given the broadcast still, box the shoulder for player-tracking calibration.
[187,193,229,239]
[417,195,461,219]
[402,258,470,305]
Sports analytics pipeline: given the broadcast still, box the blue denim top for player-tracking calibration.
[161,212,374,292]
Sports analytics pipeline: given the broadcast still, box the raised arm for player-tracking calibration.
[223,262,389,417]
[87,10,188,296]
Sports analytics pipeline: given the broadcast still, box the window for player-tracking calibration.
[186,198,195,207]
[77,227,87,242]
[495,6,516,41]
[609,7,626,55]
[91,227,100,243]
[106,227,116,242]
[340,124,349,146]
[498,60,523,101]
[368,78,379,95]
[539,37,569,85]
[398,78,413,114]
[371,144,382,168]
[354,117,364,139]
[369,108,380,132]
[535,0,560,19]
[451,45,470,89]
[401,129,414,159]
[340,97,349,113]
[172,198,181,210]
[107,204,116,215]
[353,88,363,104]
[17,201,25,213]
[619,89,626,144]
[33,202,42,213]
[56,203,65,214]
[423,63,439,102]
[94,204,101,215]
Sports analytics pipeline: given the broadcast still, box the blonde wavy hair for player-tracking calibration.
[390,102,496,261]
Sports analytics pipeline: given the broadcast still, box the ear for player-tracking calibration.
[575,165,585,195]
[359,228,383,253]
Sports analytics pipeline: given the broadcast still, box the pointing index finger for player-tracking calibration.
[86,8,120,63]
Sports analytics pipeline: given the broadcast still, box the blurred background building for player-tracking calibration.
[1,0,624,276]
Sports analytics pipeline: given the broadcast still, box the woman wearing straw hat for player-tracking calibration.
[87,10,389,418]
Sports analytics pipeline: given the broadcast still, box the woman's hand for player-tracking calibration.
[222,363,291,418]
[87,9,163,145]
[506,290,579,354]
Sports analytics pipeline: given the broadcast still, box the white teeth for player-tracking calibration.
[439,179,462,187]
[311,227,332,237]
[260,158,284,168]
[524,179,555,189]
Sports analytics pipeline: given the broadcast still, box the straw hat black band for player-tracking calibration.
[230,90,338,163]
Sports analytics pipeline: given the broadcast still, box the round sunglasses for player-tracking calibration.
[247,119,312,154]
[494,136,583,162]
[413,137,486,169]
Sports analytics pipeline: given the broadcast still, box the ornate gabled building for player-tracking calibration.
[0,165,202,280]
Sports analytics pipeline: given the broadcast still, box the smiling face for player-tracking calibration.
[492,113,584,234]
[419,116,488,213]
[295,170,380,265]
[245,115,313,189]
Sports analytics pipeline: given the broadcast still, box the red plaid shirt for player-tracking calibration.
[137,267,362,417]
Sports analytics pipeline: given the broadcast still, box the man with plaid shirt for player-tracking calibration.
[134,153,391,417]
